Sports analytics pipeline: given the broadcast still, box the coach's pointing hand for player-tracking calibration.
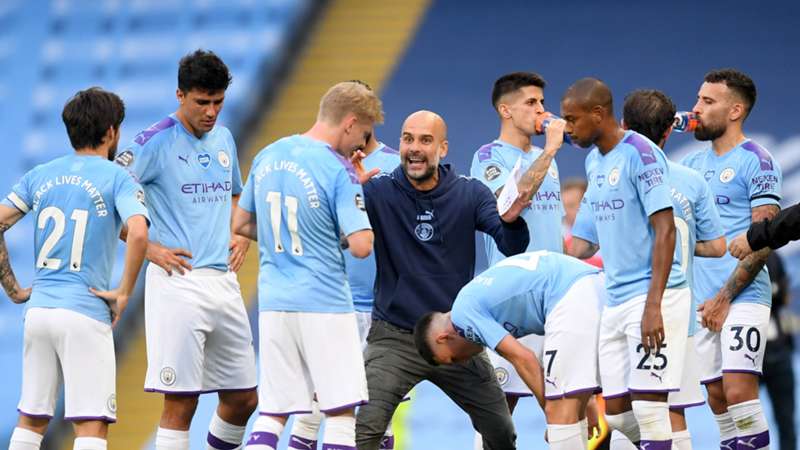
[351,150,380,184]
[146,241,193,276]
[229,235,250,272]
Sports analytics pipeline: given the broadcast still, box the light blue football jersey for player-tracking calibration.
[451,251,599,350]
[470,140,564,265]
[116,115,242,271]
[239,134,372,313]
[2,154,149,324]
[572,131,686,306]
[348,143,399,312]
[681,139,781,307]
[668,162,724,336]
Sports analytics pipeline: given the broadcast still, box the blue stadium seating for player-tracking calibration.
[0,0,311,439]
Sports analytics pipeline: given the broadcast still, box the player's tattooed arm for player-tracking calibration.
[515,118,566,204]
[0,205,30,303]
[700,204,779,331]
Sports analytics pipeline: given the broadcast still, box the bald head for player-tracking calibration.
[563,77,614,113]
[402,110,447,141]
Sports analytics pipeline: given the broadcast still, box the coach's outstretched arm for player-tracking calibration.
[91,214,148,327]
[475,183,530,257]
[729,202,799,259]
[0,205,31,303]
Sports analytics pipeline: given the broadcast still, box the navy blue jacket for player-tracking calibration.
[364,164,530,330]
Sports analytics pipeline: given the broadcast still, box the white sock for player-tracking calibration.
[605,410,640,443]
[9,427,44,450]
[671,429,692,450]
[632,400,672,445]
[73,437,107,450]
[609,430,638,450]
[713,411,738,449]
[473,431,483,450]
[207,412,247,449]
[246,415,284,450]
[547,423,585,450]
[322,415,356,449]
[155,428,190,450]
[728,400,770,450]
[380,421,394,450]
[289,410,322,448]
[579,418,589,442]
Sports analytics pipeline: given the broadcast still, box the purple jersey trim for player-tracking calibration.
[17,408,53,419]
[669,400,705,410]
[741,140,774,170]
[320,399,368,414]
[700,375,723,385]
[133,116,177,146]
[379,144,399,155]
[545,386,602,400]
[259,409,313,416]
[64,415,117,423]
[477,142,502,162]
[327,146,360,184]
[624,133,658,165]
[722,368,762,376]
[144,385,257,396]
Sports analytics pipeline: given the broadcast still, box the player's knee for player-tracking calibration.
[163,395,199,424]
[544,400,579,424]
[219,389,258,416]
[17,415,49,435]
[73,419,108,438]
[723,384,757,406]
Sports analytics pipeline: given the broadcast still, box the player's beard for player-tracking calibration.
[694,121,726,141]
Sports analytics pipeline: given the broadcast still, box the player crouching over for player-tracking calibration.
[414,251,605,450]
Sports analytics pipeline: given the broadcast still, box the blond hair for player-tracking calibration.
[318,81,384,125]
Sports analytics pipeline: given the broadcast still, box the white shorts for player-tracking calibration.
[489,273,605,399]
[144,265,257,394]
[668,336,704,409]
[258,311,368,415]
[695,302,771,383]
[599,287,691,399]
[18,307,117,422]
[356,310,372,350]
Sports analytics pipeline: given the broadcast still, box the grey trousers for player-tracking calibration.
[355,319,516,450]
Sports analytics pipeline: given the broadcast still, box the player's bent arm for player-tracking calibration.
[0,204,30,303]
[495,335,546,409]
[695,236,726,257]
[568,236,599,259]
[717,204,780,302]
[232,206,258,241]
[119,215,148,296]
[346,229,373,259]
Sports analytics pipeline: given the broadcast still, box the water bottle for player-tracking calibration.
[672,111,698,133]
[535,113,572,145]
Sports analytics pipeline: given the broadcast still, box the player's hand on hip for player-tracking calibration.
[146,241,193,276]
[228,234,250,272]
[90,287,128,328]
[698,294,730,332]
[728,233,752,260]
[8,285,31,304]
[351,150,379,184]
[543,118,566,153]
[640,302,665,353]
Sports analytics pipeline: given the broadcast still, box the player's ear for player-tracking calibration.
[498,103,511,120]
[439,139,449,159]
[176,88,185,104]
[729,102,745,122]
[343,113,358,134]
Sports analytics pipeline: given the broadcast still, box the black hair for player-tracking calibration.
[704,68,757,118]
[414,312,440,366]
[178,49,232,93]
[623,89,676,144]
[62,87,125,150]
[491,72,546,109]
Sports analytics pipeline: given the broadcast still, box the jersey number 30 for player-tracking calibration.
[36,206,88,271]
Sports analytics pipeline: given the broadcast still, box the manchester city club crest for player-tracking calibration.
[415,222,434,241]
[548,165,559,180]
[160,367,177,386]
[495,367,509,386]
[107,394,117,413]
[719,167,735,183]
[217,150,230,168]
[608,167,621,186]
[197,153,211,169]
